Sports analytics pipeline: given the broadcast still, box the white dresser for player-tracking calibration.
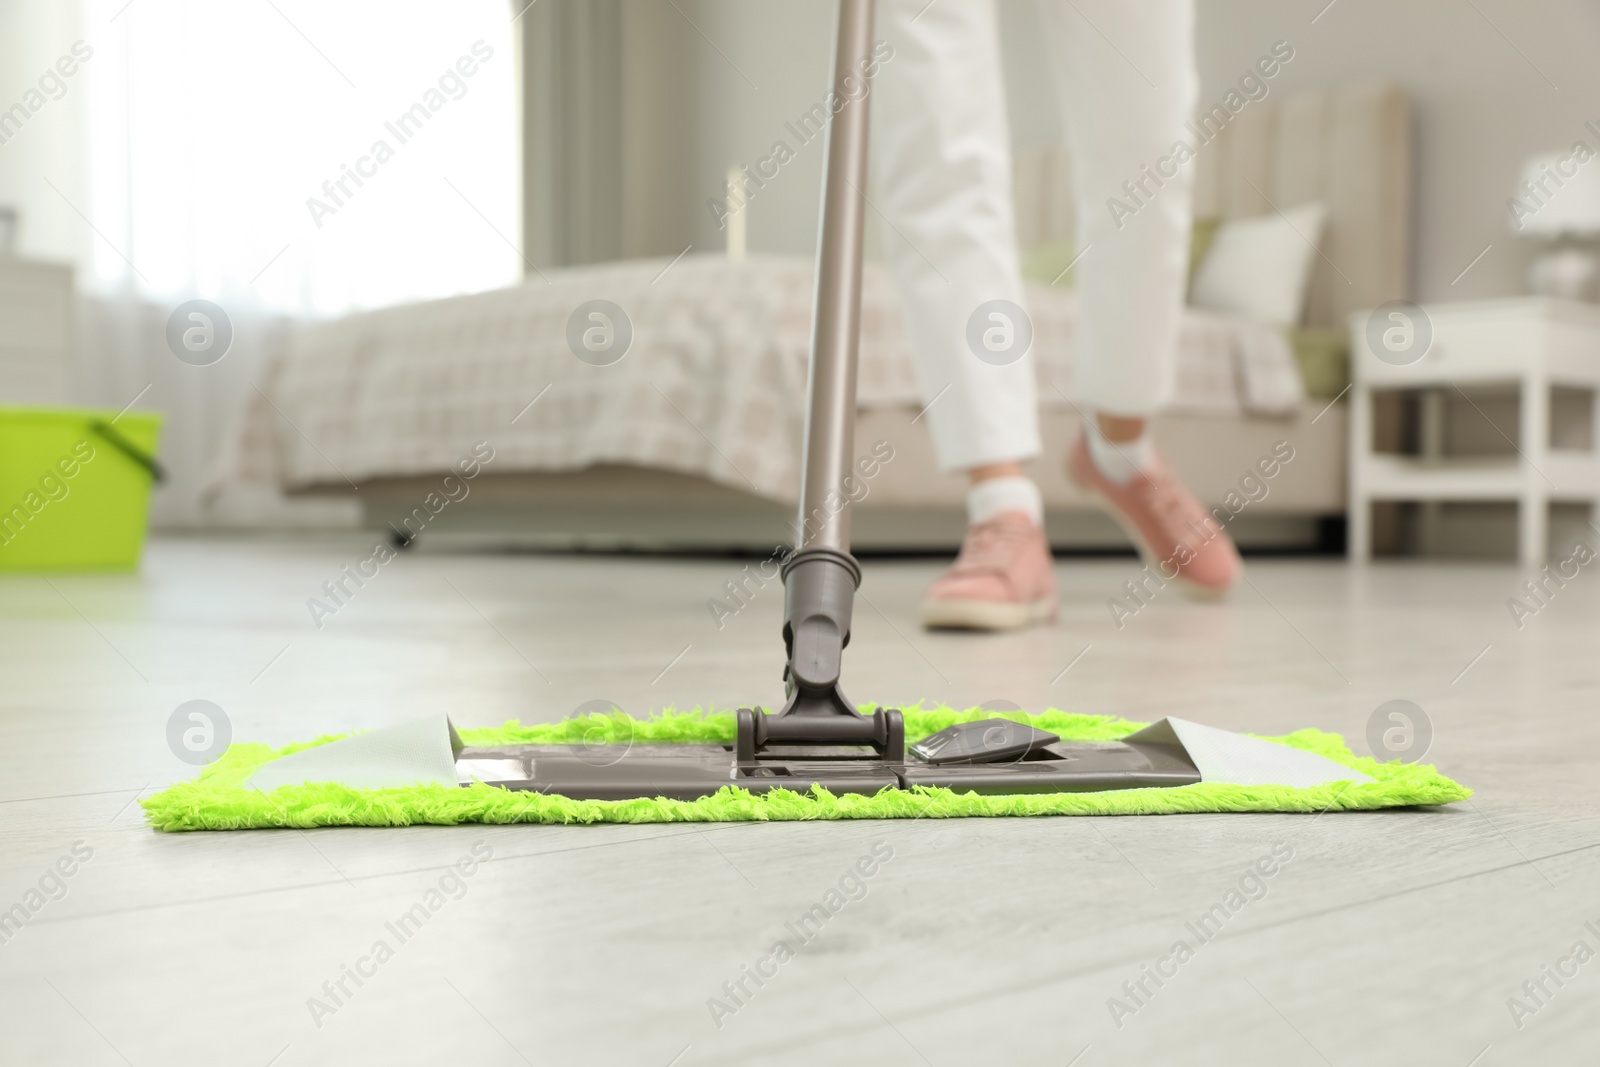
[0,258,73,405]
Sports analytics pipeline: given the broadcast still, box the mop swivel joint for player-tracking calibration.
[733,545,906,767]
[780,546,860,692]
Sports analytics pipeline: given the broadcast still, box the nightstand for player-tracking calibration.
[0,258,73,404]
[1348,297,1600,567]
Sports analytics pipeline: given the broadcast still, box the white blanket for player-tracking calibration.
[222,253,1303,501]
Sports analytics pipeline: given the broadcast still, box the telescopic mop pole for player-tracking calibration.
[795,0,874,564]
[736,0,904,765]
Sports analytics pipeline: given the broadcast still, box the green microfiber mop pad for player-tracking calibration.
[140,704,1471,831]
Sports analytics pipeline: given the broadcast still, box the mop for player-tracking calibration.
[143,0,1467,831]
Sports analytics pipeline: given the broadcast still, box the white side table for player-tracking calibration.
[1348,297,1600,567]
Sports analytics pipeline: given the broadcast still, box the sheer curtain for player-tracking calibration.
[74,0,520,525]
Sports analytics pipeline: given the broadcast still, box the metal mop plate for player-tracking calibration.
[456,723,1202,802]
[456,744,899,801]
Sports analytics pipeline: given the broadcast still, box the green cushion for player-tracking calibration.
[1021,215,1225,289]
[1020,241,1083,286]
[1289,326,1351,399]
[1188,215,1223,288]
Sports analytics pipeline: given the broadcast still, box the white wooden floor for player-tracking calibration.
[1,536,1597,1066]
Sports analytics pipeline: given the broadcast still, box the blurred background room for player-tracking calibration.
[7,3,1600,1062]
[4,0,1600,561]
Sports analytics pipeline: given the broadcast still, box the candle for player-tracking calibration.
[726,164,746,262]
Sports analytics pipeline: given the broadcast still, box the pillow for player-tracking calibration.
[1020,217,1224,288]
[1189,202,1328,326]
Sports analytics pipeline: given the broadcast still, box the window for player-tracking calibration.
[85,0,520,316]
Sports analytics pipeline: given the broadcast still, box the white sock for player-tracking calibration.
[967,476,1043,527]
[1086,422,1153,484]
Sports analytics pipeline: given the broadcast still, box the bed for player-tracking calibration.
[220,82,1412,551]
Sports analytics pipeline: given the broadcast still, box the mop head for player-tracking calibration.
[141,704,1470,831]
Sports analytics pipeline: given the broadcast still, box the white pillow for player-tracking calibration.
[1189,202,1328,326]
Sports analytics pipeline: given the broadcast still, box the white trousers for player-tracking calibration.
[872,0,1197,472]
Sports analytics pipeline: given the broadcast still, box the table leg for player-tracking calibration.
[1520,376,1549,569]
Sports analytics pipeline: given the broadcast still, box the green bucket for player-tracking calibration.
[0,407,164,571]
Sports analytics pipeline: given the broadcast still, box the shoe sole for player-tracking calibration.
[922,595,1057,632]
[1068,461,1236,602]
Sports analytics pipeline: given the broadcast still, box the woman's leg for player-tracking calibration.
[1035,0,1241,596]
[875,0,1057,629]
[873,0,1038,478]
[1033,0,1196,427]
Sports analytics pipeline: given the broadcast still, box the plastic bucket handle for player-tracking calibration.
[87,419,167,484]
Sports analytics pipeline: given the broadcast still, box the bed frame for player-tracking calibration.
[355,82,1412,553]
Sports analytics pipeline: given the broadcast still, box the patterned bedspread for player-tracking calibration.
[221,253,1304,501]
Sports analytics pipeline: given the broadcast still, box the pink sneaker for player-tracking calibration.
[1067,434,1241,599]
[922,510,1058,630]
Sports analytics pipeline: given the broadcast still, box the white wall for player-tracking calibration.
[675,0,1600,302]
[677,0,835,260]
[1192,0,1600,302]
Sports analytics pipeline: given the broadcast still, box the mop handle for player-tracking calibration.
[796,0,875,554]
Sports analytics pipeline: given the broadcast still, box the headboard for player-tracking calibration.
[1012,81,1413,329]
